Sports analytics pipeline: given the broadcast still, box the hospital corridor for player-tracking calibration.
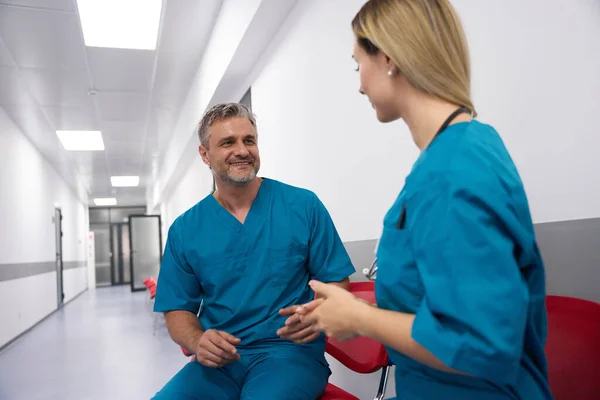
[1,0,600,399]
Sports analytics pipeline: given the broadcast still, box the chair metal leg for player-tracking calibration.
[374,365,390,400]
[152,312,158,336]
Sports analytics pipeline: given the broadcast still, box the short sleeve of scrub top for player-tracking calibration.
[407,173,529,384]
[154,221,203,314]
[306,194,355,283]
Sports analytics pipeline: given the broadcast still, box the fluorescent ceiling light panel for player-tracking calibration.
[77,0,162,50]
[94,198,117,206]
[111,176,140,187]
[56,130,105,151]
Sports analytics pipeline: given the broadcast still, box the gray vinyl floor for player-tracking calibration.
[0,286,185,400]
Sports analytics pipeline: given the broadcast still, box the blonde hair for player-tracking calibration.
[352,0,477,116]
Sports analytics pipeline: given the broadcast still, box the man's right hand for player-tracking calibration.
[194,329,241,368]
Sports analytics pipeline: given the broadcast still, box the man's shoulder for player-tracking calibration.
[170,194,213,233]
[267,178,318,203]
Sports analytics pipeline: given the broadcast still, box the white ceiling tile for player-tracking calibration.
[0,0,75,11]
[0,66,35,105]
[0,38,15,66]
[20,67,90,106]
[41,102,98,131]
[152,54,194,104]
[105,141,142,158]
[87,48,155,92]
[108,160,141,176]
[100,120,147,140]
[96,92,149,121]
[0,6,87,70]
[158,0,222,54]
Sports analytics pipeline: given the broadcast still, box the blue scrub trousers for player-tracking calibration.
[152,349,330,400]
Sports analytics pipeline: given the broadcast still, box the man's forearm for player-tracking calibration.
[164,310,204,352]
[316,277,350,299]
[329,277,350,291]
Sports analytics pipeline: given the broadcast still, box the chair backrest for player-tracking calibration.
[545,295,600,399]
[325,281,388,374]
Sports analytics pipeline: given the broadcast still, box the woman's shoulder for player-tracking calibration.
[407,120,525,199]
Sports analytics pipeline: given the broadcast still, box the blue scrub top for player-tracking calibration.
[376,120,554,399]
[154,178,355,357]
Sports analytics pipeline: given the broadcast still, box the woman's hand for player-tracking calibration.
[296,280,372,342]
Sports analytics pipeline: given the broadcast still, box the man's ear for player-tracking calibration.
[199,144,211,167]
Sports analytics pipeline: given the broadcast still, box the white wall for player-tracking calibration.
[248,0,600,396]
[252,0,600,236]
[0,108,89,348]
[162,157,213,232]
[0,272,57,349]
[252,0,418,244]
[63,267,88,304]
[454,0,600,223]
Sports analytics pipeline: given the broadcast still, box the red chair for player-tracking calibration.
[545,295,600,399]
[320,281,390,400]
[178,282,390,400]
[143,276,158,299]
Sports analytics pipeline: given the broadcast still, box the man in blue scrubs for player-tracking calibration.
[152,103,354,400]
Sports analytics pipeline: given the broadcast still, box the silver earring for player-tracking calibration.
[388,70,393,76]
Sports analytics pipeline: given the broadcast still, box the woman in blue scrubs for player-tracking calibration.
[298,0,554,398]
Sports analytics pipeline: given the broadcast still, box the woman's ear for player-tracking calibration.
[383,54,398,76]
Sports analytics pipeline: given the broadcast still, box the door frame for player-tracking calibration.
[128,214,163,292]
[54,207,64,308]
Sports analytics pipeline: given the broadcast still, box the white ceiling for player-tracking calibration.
[0,0,223,206]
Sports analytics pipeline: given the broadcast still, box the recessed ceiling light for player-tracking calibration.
[93,198,117,206]
[56,130,105,151]
[76,0,163,50]
[111,176,140,187]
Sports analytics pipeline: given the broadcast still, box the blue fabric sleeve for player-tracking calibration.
[154,222,203,314]
[408,174,528,385]
[306,194,355,282]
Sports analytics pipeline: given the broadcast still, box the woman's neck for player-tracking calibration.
[402,93,472,151]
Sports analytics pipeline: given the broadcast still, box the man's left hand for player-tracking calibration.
[277,305,321,344]
[296,280,368,342]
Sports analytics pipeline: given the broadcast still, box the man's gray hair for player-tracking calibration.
[197,103,257,148]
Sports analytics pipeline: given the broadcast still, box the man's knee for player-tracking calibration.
[152,361,242,400]
[241,353,330,400]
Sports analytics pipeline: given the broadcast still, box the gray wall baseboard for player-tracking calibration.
[63,261,87,270]
[0,261,87,282]
[535,218,600,303]
[343,217,600,303]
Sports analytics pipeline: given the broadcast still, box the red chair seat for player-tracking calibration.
[320,383,359,400]
[545,295,600,399]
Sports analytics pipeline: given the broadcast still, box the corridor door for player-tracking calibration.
[129,215,162,291]
[54,208,64,308]
[110,223,131,285]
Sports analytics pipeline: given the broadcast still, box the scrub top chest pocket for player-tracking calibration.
[188,250,245,298]
[267,245,308,287]
[376,194,425,313]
